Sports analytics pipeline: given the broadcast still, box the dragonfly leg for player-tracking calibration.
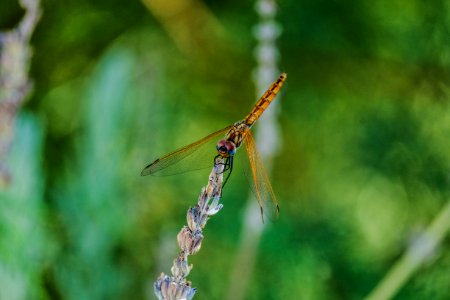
[214,154,231,173]
[213,154,221,167]
[223,157,231,172]
[214,154,227,171]
[222,156,233,189]
[214,154,234,190]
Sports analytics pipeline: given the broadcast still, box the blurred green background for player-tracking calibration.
[1,0,450,299]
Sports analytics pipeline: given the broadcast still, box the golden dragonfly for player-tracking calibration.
[141,73,287,221]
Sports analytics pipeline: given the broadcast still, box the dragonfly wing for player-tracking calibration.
[141,125,232,176]
[243,131,280,222]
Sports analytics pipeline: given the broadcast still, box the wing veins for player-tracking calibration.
[243,132,279,222]
[141,125,232,176]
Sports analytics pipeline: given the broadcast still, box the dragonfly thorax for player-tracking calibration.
[224,121,250,149]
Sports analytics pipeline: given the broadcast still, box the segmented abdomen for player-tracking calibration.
[244,73,287,126]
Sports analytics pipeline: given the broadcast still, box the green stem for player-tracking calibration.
[365,201,450,300]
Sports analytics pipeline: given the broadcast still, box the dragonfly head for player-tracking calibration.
[216,139,236,157]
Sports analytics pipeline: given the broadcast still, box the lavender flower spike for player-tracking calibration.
[154,156,225,300]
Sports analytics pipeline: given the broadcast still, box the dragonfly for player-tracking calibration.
[141,73,287,222]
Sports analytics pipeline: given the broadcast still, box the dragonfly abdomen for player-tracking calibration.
[244,73,286,126]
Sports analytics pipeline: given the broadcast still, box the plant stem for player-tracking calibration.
[154,156,225,300]
[364,201,450,300]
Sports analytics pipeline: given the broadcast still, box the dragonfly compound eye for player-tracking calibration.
[225,141,236,156]
[216,140,228,156]
[216,140,236,157]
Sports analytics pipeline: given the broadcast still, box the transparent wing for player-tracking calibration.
[243,131,280,222]
[141,126,232,176]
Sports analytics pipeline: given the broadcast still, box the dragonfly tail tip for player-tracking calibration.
[260,206,265,224]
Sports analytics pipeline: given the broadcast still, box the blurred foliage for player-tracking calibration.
[1,0,450,299]
[0,114,48,300]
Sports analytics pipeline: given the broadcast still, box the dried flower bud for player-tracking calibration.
[177,226,204,255]
[177,226,191,252]
[189,230,204,255]
[197,187,207,208]
[207,195,223,216]
[154,273,196,300]
[171,252,193,278]
[187,206,200,231]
